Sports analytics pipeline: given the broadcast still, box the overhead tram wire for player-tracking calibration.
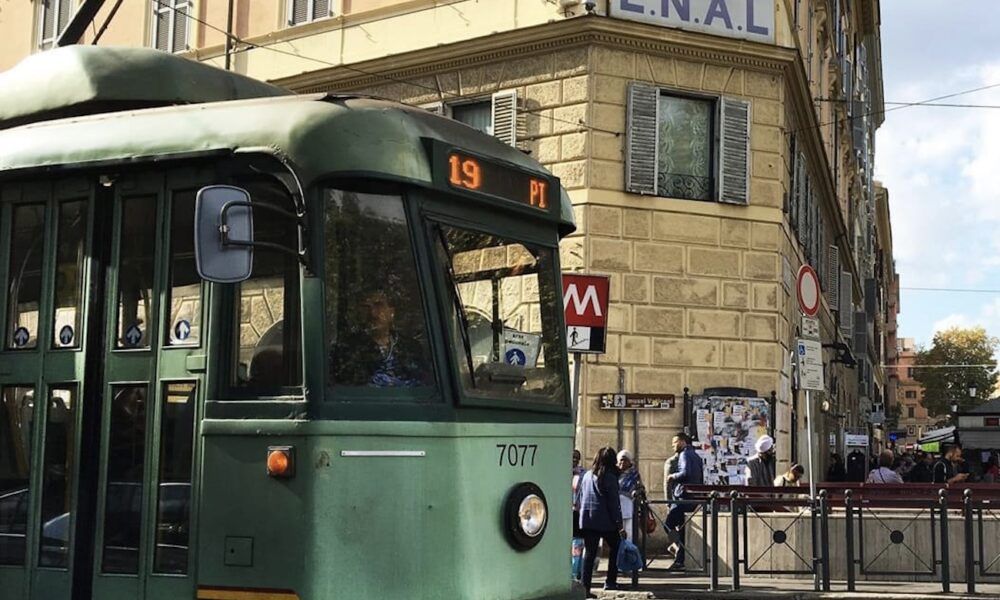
[153,0,621,136]
[901,287,1000,294]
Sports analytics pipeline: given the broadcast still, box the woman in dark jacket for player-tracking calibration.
[578,447,626,596]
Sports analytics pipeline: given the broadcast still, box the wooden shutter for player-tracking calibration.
[718,97,750,204]
[40,0,57,47]
[625,82,658,195]
[155,9,170,51]
[57,0,72,34]
[795,154,807,236]
[491,89,518,147]
[290,0,309,25]
[314,0,331,18]
[825,245,840,309]
[172,1,190,52]
[839,271,853,338]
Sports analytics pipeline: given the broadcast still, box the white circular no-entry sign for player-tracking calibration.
[796,265,820,317]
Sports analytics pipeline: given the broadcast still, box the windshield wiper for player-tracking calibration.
[435,226,477,387]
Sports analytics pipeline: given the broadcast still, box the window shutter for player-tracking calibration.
[420,102,446,116]
[795,154,807,236]
[41,0,57,46]
[490,90,518,147]
[314,0,331,18]
[825,245,840,309]
[852,104,866,151]
[718,97,750,204]
[290,0,309,25]
[839,271,853,338]
[625,82,658,195]
[57,0,72,34]
[172,1,190,52]
[155,9,170,51]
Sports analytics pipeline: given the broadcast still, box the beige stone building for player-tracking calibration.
[1,0,895,491]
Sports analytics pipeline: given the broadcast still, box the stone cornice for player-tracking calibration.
[274,16,795,92]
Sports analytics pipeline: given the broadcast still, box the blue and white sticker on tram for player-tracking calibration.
[59,325,74,346]
[124,324,143,347]
[505,348,526,366]
[174,319,192,341]
[12,327,30,347]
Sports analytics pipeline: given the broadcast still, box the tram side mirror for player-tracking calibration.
[194,185,254,283]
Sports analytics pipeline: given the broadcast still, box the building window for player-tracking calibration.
[907,367,914,378]
[904,390,916,399]
[288,0,331,26]
[151,0,190,53]
[625,83,750,204]
[38,0,73,50]
[422,90,519,148]
[985,417,999,427]
[657,94,714,200]
[907,406,915,419]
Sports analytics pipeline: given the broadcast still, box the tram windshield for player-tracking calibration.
[433,224,565,404]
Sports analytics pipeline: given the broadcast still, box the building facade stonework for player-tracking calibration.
[0,0,895,492]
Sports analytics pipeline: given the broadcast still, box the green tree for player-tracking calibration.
[913,327,999,418]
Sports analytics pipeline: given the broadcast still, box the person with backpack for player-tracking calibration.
[578,447,626,596]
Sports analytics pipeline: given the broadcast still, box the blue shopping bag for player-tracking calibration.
[616,538,643,573]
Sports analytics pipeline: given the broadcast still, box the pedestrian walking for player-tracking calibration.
[662,452,679,501]
[774,463,805,487]
[867,450,904,484]
[907,451,934,483]
[571,449,585,581]
[933,444,969,485]
[578,447,626,597]
[617,450,643,541]
[826,453,847,482]
[662,432,704,572]
[745,435,776,487]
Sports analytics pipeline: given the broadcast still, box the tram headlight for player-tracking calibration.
[503,482,548,550]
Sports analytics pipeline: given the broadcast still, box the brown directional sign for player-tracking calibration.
[599,393,676,410]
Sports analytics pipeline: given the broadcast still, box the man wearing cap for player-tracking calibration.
[745,435,776,487]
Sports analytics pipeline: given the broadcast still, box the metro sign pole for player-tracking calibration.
[562,274,610,441]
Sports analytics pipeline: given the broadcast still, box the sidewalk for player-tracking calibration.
[585,560,1000,600]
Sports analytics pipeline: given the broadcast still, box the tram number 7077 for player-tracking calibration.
[496,443,538,467]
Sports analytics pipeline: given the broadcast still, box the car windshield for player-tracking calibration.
[433,223,565,404]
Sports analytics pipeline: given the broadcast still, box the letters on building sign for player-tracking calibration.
[611,0,774,43]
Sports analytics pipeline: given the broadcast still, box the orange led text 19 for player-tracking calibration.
[449,155,482,190]
[529,179,548,209]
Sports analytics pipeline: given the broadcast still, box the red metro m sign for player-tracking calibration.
[562,274,610,354]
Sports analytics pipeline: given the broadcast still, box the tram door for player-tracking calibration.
[0,172,207,600]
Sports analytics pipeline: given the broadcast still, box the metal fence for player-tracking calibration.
[634,484,1000,595]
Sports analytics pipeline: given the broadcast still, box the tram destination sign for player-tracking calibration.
[447,151,553,211]
[600,393,676,410]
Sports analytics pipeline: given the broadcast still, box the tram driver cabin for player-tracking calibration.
[0,47,580,600]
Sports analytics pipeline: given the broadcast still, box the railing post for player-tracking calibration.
[631,497,639,588]
[964,489,975,595]
[709,492,719,592]
[939,488,950,593]
[845,489,855,592]
[730,490,740,591]
[819,489,830,591]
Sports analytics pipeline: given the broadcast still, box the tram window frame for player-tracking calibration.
[223,176,303,399]
[322,185,440,403]
[428,216,569,413]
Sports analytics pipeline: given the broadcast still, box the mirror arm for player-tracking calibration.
[218,199,306,266]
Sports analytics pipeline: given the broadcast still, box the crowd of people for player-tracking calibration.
[570,437,1000,596]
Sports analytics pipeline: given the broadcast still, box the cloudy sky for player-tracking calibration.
[877,1,1000,349]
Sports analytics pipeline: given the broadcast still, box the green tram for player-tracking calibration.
[0,47,578,600]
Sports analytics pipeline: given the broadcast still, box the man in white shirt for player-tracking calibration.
[867,450,904,484]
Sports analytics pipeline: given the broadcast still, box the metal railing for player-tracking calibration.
[630,483,1000,595]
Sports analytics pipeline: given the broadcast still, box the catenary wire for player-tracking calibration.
[152,0,621,135]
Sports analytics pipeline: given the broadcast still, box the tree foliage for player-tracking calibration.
[913,327,999,418]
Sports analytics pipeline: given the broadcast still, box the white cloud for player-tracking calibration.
[932,313,972,335]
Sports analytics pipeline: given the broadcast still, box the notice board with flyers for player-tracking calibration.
[690,395,773,485]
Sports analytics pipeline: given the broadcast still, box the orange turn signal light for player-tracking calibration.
[266,446,295,478]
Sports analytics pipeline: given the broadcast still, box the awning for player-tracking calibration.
[918,426,955,445]
[957,430,1000,449]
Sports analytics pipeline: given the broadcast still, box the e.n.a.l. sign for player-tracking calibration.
[610,0,774,44]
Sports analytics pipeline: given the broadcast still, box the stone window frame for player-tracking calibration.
[287,0,334,26]
[150,0,192,54]
[36,0,73,51]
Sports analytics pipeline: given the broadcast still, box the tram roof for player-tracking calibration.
[0,48,574,234]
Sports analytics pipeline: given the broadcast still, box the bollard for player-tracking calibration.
[964,489,975,595]
[730,490,740,591]
[939,489,950,593]
[709,492,719,592]
[819,489,830,591]
[845,489,855,592]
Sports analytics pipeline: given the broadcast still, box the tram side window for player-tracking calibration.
[0,386,35,566]
[325,189,434,390]
[53,200,87,348]
[6,205,46,350]
[166,191,201,347]
[231,180,301,393]
[116,196,157,349]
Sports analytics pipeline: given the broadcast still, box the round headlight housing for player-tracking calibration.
[504,482,548,550]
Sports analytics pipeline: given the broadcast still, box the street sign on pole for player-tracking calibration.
[796,265,821,317]
[801,315,820,340]
[796,338,824,391]
[599,393,675,410]
[562,274,610,354]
